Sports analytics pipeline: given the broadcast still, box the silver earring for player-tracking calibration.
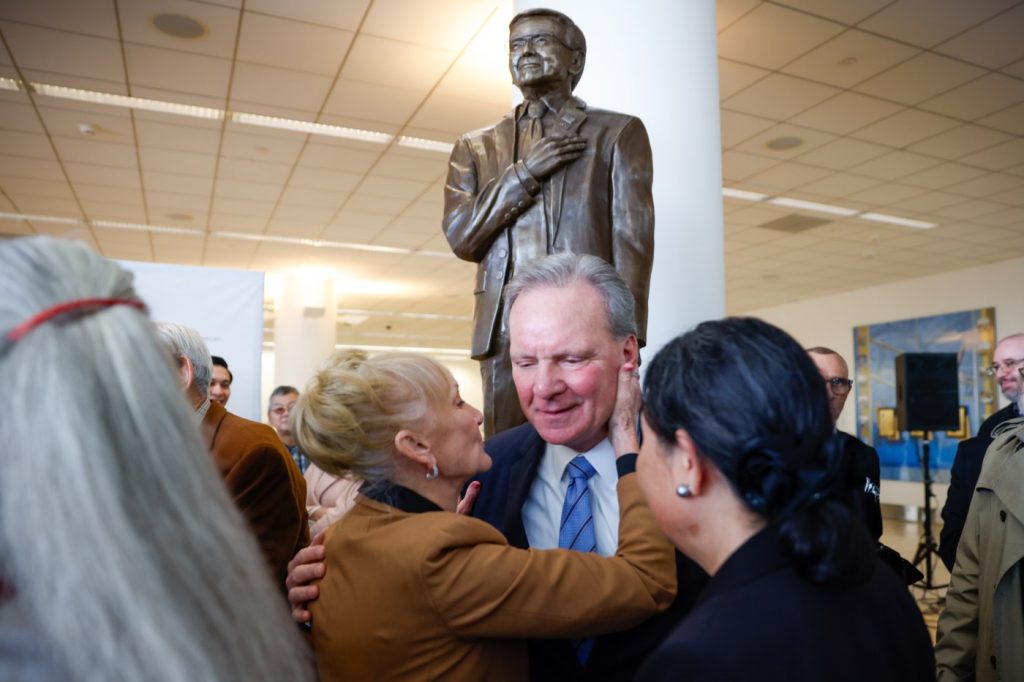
[676,484,692,498]
[425,463,439,480]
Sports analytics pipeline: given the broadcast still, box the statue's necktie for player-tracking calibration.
[559,455,598,663]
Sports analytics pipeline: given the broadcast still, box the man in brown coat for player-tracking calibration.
[157,322,308,588]
[444,8,654,437]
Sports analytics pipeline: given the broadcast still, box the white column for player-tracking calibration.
[273,272,337,391]
[514,0,725,361]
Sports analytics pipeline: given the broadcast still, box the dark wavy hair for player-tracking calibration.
[642,317,873,586]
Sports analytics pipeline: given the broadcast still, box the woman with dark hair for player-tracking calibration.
[635,318,934,681]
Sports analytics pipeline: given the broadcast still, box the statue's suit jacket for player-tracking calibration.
[473,423,708,682]
[200,400,308,587]
[444,97,654,358]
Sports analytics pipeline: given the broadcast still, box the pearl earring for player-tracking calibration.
[676,484,693,498]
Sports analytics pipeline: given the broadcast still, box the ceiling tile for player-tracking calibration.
[322,79,424,125]
[118,0,240,59]
[789,92,903,135]
[854,52,985,105]
[0,130,54,159]
[237,13,353,75]
[716,0,760,31]
[298,143,382,173]
[407,93,507,135]
[958,138,1024,171]
[133,119,222,154]
[219,130,305,164]
[944,172,1023,199]
[272,204,335,224]
[720,110,777,147]
[979,101,1024,136]
[722,150,781,181]
[731,124,837,160]
[774,0,893,24]
[278,186,345,208]
[717,58,770,100]
[73,183,143,205]
[124,44,231,99]
[63,162,140,189]
[1,22,123,82]
[214,179,281,202]
[717,3,844,70]
[0,101,45,133]
[0,176,73,199]
[908,123,1012,160]
[82,202,146,222]
[797,172,881,199]
[230,63,334,113]
[433,49,514,105]
[795,137,891,171]
[849,150,942,180]
[52,136,137,167]
[742,162,834,192]
[975,206,1024,227]
[139,148,216,177]
[934,4,1024,68]
[919,72,1024,121]
[373,150,446,182]
[723,73,840,120]
[781,29,920,88]
[343,193,409,215]
[35,104,134,141]
[0,0,118,39]
[360,0,497,51]
[18,69,126,96]
[145,191,210,214]
[932,199,1005,220]
[859,0,1019,48]
[245,0,370,30]
[341,35,455,94]
[359,175,431,200]
[289,166,361,193]
[887,190,966,212]
[0,155,64,181]
[899,162,989,189]
[208,213,266,233]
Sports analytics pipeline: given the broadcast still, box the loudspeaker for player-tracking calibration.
[895,353,960,432]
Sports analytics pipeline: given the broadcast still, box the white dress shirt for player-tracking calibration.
[521,438,620,557]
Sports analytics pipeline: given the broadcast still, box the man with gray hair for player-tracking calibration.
[288,254,703,681]
[156,322,308,588]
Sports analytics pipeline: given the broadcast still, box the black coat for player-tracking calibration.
[636,526,935,682]
[472,423,708,682]
[938,403,1020,570]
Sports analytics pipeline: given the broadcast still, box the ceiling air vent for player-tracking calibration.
[758,214,831,234]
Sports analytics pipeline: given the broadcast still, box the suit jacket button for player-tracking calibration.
[991,655,997,670]
[1000,510,1007,522]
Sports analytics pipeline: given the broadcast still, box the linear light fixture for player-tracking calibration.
[210,230,452,257]
[0,211,82,225]
[722,187,768,202]
[230,112,393,144]
[31,83,224,120]
[0,77,21,91]
[396,136,454,153]
[858,212,937,230]
[721,186,937,230]
[767,196,859,217]
[93,219,205,236]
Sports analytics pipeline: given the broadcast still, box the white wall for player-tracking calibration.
[744,256,1024,507]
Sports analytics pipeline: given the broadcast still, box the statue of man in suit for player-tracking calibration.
[444,8,655,437]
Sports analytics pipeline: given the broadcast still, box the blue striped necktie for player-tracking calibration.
[559,455,598,662]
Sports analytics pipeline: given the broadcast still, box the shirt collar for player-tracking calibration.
[194,398,211,422]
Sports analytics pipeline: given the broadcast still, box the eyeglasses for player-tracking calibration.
[825,377,853,395]
[984,358,1024,376]
[509,32,570,53]
[270,406,293,416]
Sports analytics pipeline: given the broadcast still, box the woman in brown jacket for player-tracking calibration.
[291,349,676,681]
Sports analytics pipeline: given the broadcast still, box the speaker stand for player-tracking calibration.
[911,434,946,591]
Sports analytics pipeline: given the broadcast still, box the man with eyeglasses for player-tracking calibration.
[268,385,307,474]
[939,333,1024,570]
[443,8,654,438]
[807,347,921,584]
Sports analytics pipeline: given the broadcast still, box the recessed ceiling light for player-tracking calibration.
[765,136,804,151]
[767,196,859,217]
[153,14,206,39]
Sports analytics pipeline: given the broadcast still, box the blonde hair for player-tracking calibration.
[293,350,453,486]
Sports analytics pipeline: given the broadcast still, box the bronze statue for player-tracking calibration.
[443,8,654,436]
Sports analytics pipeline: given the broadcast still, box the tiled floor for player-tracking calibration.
[880,510,949,642]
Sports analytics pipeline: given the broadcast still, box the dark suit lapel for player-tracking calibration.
[504,426,547,549]
[548,99,587,244]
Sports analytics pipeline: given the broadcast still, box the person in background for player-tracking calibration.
[290,349,676,681]
[0,236,312,681]
[935,405,1024,681]
[939,333,1024,570]
[210,355,232,406]
[268,385,308,473]
[157,324,308,588]
[635,318,934,682]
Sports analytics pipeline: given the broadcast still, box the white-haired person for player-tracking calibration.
[289,349,676,681]
[0,236,312,681]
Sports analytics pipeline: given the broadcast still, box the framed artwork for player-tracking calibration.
[853,307,997,482]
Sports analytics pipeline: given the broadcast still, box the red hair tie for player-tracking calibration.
[5,298,146,343]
